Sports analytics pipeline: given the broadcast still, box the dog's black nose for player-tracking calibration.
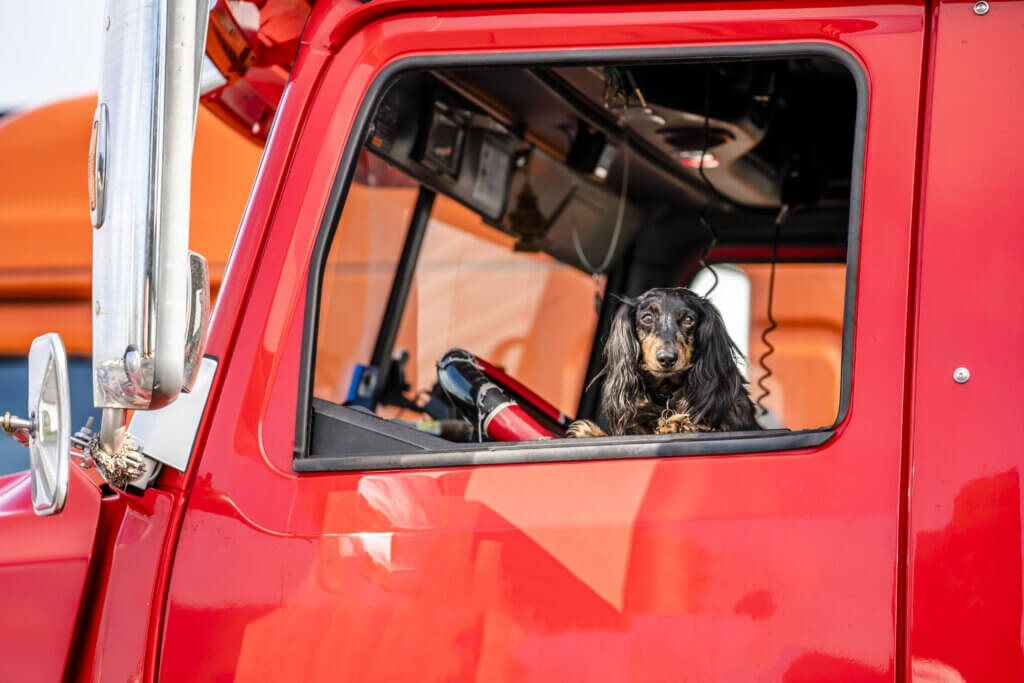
[656,349,677,368]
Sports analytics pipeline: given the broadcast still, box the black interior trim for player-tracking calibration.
[835,68,865,430]
[528,68,726,210]
[293,41,868,467]
[369,186,436,390]
[312,398,452,454]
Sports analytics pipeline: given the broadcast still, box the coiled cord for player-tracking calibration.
[755,206,788,416]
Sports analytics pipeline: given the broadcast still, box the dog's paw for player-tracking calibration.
[656,412,712,435]
[566,420,607,438]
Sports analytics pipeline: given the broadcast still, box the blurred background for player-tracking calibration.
[1,4,104,114]
[0,2,262,473]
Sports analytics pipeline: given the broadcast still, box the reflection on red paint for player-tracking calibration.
[911,471,1023,681]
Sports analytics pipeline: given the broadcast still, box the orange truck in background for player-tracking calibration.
[0,97,261,473]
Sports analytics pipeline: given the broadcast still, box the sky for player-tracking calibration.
[0,1,105,112]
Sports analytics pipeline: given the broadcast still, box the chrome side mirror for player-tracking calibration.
[182,251,210,393]
[0,334,72,516]
[29,334,71,515]
[90,0,209,411]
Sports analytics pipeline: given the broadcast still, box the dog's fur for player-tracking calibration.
[568,287,760,437]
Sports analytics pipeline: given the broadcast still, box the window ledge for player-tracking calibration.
[294,428,833,472]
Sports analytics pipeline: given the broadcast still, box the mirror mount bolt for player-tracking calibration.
[72,416,97,467]
[73,415,95,446]
[1,411,32,447]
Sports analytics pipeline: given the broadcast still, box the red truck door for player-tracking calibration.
[159,1,927,680]
[906,0,1024,679]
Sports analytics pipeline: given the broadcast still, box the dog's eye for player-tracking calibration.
[681,314,695,327]
[639,313,654,326]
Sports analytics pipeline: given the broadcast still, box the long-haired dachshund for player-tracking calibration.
[569,287,760,437]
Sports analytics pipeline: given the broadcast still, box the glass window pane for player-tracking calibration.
[313,153,419,404]
[391,195,599,418]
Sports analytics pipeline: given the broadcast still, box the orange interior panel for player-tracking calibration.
[742,263,846,431]
[314,174,598,417]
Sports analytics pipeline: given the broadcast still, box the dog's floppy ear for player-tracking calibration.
[688,296,744,425]
[601,299,642,435]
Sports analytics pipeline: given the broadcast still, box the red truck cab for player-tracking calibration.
[2,0,1022,681]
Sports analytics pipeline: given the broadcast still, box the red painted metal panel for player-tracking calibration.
[62,490,176,683]
[161,1,926,680]
[0,465,101,683]
[907,1,1024,680]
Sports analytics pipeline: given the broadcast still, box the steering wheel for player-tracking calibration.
[436,349,569,441]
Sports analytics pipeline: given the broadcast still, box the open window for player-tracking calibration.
[690,262,846,431]
[297,49,863,469]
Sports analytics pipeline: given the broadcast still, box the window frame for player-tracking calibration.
[293,42,867,470]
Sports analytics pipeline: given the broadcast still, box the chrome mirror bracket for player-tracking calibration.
[86,407,148,491]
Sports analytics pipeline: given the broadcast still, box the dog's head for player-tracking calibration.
[602,287,741,434]
[632,287,701,379]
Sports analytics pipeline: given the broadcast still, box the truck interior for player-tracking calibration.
[307,52,860,457]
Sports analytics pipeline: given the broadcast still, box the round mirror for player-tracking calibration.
[28,333,71,516]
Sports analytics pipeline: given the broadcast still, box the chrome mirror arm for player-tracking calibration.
[3,412,117,454]
[87,408,154,491]
[4,407,155,493]
[2,367,156,495]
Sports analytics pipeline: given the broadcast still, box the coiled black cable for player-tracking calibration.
[755,207,787,416]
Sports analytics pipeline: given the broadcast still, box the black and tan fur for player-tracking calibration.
[568,287,760,437]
